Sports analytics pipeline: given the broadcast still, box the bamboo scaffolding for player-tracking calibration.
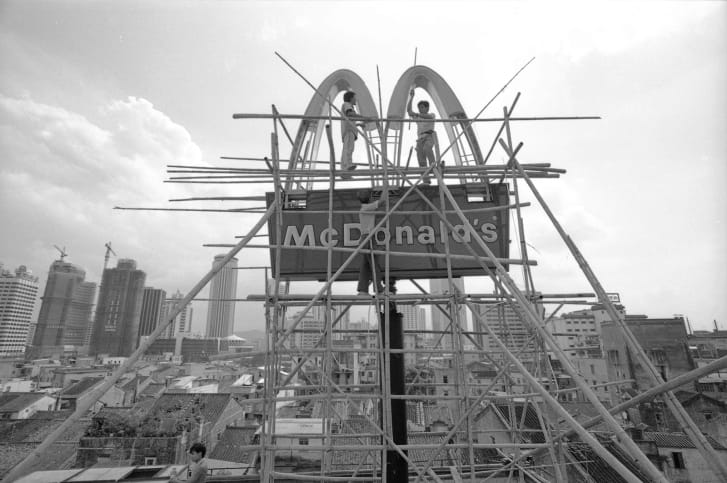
[50,53,689,483]
[245,73,584,478]
[14,50,671,482]
[503,140,727,481]
[428,173,667,483]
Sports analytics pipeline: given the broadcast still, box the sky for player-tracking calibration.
[0,1,725,334]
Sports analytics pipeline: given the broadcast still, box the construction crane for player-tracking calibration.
[103,242,117,271]
[53,245,67,261]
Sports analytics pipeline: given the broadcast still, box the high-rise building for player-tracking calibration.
[0,265,39,357]
[89,259,146,356]
[429,278,467,349]
[138,287,166,341]
[161,290,194,337]
[401,305,425,332]
[400,305,425,366]
[32,260,96,356]
[205,255,238,338]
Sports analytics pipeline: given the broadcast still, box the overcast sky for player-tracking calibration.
[1,1,725,334]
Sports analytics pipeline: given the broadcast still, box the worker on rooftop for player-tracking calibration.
[340,91,369,179]
[407,88,437,184]
[357,188,387,296]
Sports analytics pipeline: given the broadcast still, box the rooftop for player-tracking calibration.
[208,425,258,464]
[150,393,236,423]
[643,431,727,450]
[0,393,52,414]
[61,377,104,397]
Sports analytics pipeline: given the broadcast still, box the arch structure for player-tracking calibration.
[287,66,487,190]
[287,69,381,190]
[386,65,484,172]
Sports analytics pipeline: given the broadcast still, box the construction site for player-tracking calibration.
[7,55,727,483]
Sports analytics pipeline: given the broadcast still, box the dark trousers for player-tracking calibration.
[357,238,384,293]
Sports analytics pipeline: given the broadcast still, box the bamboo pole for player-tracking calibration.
[461,299,646,483]
[270,52,625,480]
[219,243,537,265]
[322,115,336,475]
[232,113,601,123]
[0,203,277,483]
[506,354,727,471]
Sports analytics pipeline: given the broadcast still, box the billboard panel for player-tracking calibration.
[266,183,510,281]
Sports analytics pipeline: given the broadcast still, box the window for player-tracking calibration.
[299,438,309,445]
[704,411,714,421]
[607,350,620,365]
[671,452,685,469]
[590,364,595,375]
[144,457,157,465]
[443,375,448,384]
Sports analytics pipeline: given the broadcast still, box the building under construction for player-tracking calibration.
[9,59,727,483]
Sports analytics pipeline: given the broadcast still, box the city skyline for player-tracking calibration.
[0,2,725,332]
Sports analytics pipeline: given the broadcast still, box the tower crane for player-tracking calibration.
[53,245,68,261]
[103,242,117,271]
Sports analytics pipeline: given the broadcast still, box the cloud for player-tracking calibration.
[0,94,264,332]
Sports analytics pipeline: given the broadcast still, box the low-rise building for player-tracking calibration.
[58,377,126,412]
[602,316,695,403]
[0,392,57,419]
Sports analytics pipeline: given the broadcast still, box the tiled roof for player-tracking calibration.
[209,425,258,464]
[643,431,727,450]
[568,441,651,483]
[150,393,234,423]
[61,377,103,397]
[0,393,48,413]
[0,418,89,479]
[0,417,90,444]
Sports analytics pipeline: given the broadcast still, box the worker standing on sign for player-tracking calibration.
[407,88,437,184]
[357,189,387,296]
[340,91,369,178]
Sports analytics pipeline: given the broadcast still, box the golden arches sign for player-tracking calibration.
[289,65,484,171]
